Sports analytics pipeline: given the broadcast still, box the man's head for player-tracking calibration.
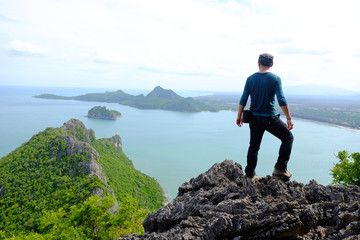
[258,53,273,67]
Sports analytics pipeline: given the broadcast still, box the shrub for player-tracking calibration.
[331,150,360,186]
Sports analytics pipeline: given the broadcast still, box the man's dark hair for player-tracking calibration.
[259,53,273,66]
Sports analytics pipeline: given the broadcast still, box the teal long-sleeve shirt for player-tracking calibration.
[239,72,287,116]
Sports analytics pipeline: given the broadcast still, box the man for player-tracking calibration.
[236,53,294,183]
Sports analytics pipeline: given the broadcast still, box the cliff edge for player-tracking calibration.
[118,160,360,240]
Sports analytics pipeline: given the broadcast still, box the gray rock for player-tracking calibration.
[60,119,119,214]
[61,118,96,144]
[117,160,360,240]
[97,135,122,149]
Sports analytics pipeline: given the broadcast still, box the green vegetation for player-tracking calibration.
[331,150,360,186]
[87,106,121,120]
[0,119,165,239]
[0,127,101,235]
[2,195,149,240]
[35,86,222,112]
[94,137,164,210]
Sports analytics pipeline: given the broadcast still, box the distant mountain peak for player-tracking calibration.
[146,86,182,99]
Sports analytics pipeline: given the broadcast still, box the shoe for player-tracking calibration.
[272,168,292,179]
[247,175,259,183]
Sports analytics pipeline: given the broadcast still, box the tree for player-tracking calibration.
[33,195,149,240]
[331,150,360,186]
[0,119,164,238]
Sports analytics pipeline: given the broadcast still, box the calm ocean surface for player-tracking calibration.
[1,86,359,200]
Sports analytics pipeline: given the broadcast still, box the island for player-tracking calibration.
[34,86,227,112]
[87,106,121,120]
[34,86,360,129]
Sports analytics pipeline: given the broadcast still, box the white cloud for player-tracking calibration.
[94,49,125,64]
[0,0,360,91]
[8,40,46,55]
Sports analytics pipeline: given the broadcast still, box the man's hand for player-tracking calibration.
[281,105,293,130]
[236,115,243,127]
[287,119,294,130]
[236,105,245,127]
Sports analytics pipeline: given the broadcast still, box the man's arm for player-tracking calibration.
[236,105,245,127]
[280,105,294,130]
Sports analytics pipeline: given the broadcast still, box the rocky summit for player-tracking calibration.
[118,160,360,240]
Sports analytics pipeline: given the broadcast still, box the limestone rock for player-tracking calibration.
[118,160,360,240]
[60,119,119,214]
[61,118,96,143]
[97,135,122,149]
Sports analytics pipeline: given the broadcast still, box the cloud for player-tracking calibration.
[0,14,18,22]
[0,0,360,91]
[139,66,212,77]
[93,49,125,64]
[8,40,46,56]
[278,48,330,56]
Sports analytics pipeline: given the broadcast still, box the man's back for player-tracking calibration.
[240,72,287,116]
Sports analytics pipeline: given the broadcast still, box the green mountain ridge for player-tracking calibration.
[35,86,227,112]
[0,119,165,239]
[34,86,360,129]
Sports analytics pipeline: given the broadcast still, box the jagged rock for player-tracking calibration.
[60,119,106,184]
[60,119,119,214]
[110,135,122,148]
[61,118,96,143]
[97,135,122,149]
[117,160,360,240]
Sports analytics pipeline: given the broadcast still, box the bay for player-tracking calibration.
[1,86,359,200]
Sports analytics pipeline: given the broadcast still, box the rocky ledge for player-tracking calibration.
[118,160,360,240]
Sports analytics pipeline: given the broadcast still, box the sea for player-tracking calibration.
[1,85,359,200]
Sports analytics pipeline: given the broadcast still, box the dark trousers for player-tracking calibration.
[245,115,294,178]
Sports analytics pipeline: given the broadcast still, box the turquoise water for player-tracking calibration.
[1,86,359,200]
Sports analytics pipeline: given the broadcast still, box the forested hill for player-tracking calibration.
[35,86,226,112]
[0,119,165,239]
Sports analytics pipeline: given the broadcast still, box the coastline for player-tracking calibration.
[291,116,360,133]
[2,84,359,132]
[228,109,360,133]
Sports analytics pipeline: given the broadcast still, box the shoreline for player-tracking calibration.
[227,109,360,133]
[290,116,360,133]
[3,84,360,133]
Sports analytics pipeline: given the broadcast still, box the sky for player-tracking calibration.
[0,0,360,93]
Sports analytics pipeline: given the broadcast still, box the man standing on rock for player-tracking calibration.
[236,53,294,183]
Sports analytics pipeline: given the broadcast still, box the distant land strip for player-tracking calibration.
[34,86,235,113]
[35,86,360,130]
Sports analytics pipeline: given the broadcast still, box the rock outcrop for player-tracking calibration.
[118,160,360,240]
[60,119,106,182]
[60,119,119,213]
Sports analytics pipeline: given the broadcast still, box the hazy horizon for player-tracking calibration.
[2,84,360,99]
